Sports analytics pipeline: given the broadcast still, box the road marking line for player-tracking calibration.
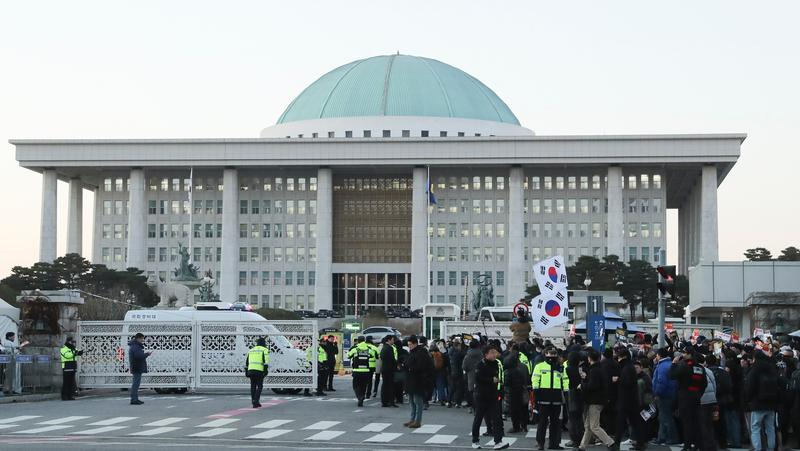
[129,426,181,436]
[305,430,345,441]
[426,434,457,444]
[196,418,239,428]
[188,427,237,437]
[484,437,517,447]
[71,426,128,435]
[411,424,444,434]
[0,416,41,424]
[363,432,402,442]
[352,409,363,413]
[0,425,20,430]
[526,430,536,438]
[38,416,92,425]
[207,402,286,419]
[143,418,187,427]
[358,422,392,432]
[191,398,210,403]
[88,417,138,426]
[12,425,72,434]
[253,419,294,429]
[303,420,340,430]
[245,429,292,439]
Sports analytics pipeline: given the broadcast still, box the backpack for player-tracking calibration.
[433,351,444,370]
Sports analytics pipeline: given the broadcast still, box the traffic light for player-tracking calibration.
[656,265,677,298]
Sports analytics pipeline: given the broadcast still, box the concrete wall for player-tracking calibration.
[689,261,800,312]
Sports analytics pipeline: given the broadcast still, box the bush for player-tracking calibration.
[78,297,137,321]
[254,308,301,321]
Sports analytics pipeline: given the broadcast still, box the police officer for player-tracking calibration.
[245,337,269,408]
[347,336,375,406]
[60,337,83,401]
[532,347,569,450]
[380,335,399,407]
[365,336,379,398]
[315,341,328,396]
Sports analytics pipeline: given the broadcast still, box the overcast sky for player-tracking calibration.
[0,1,798,277]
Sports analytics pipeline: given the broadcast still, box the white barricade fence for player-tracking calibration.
[77,320,317,390]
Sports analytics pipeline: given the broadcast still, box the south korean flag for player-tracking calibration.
[533,255,568,294]
[531,289,570,333]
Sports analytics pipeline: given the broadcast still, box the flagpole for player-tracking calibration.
[426,165,431,306]
[188,167,193,265]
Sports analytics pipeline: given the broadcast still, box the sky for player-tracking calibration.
[0,1,798,277]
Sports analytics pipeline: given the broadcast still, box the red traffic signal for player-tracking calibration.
[656,265,677,298]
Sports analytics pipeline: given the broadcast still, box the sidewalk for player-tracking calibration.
[0,392,60,404]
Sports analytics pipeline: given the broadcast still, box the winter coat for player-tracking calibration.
[700,367,717,405]
[745,353,780,411]
[380,343,397,375]
[581,363,608,406]
[652,357,677,399]
[128,340,149,374]
[323,342,337,370]
[566,361,584,412]
[600,356,620,405]
[448,346,466,377]
[463,347,483,391]
[669,357,707,396]
[405,346,434,396]
[474,358,502,402]
[616,358,639,412]
[503,353,528,395]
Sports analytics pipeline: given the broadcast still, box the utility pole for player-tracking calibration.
[656,249,675,348]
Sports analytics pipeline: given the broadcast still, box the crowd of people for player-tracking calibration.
[333,320,800,451]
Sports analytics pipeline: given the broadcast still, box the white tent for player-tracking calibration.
[0,298,20,340]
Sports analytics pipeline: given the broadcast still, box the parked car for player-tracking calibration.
[316,309,333,318]
[331,310,344,318]
[399,309,412,318]
[293,310,314,318]
[359,326,401,344]
[411,309,423,318]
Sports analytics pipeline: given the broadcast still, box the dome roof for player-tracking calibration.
[276,54,520,126]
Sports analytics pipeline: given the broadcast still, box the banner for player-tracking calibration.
[531,256,569,332]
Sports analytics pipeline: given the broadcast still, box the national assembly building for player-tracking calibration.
[12,54,744,315]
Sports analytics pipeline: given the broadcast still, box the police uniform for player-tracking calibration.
[365,341,379,398]
[532,357,569,449]
[245,341,270,407]
[316,344,328,395]
[347,339,377,406]
[60,341,82,401]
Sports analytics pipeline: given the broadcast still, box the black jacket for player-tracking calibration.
[380,343,397,374]
[448,346,466,377]
[581,363,608,406]
[474,358,502,401]
[616,358,639,411]
[600,357,619,405]
[503,353,528,394]
[745,353,780,411]
[669,357,707,396]
[128,340,149,374]
[323,342,337,368]
[405,346,434,395]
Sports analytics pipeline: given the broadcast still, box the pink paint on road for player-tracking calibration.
[207,400,287,418]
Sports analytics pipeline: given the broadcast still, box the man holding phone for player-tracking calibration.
[128,333,152,405]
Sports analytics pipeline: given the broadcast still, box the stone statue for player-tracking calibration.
[471,273,495,312]
[198,270,220,303]
[173,243,199,281]
[147,274,193,308]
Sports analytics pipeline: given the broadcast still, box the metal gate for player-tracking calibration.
[77,320,317,390]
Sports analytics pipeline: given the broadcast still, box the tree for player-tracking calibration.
[620,259,658,321]
[53,253,92,289]
[744,247,773,261]
[777,246,800,261]
[668,274,690,318]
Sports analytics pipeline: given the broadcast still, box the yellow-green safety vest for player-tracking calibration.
[518,352,532,377]
[367,343,378,369]
[60,346,76,369]
[318,345,328,363]
[247,345,270,372]
[497,359,505,391]
[531,360,569,391]
[348,343,373,372]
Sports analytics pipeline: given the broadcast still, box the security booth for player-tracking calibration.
[423,303,461,340]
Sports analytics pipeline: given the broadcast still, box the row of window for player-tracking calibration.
[518,246,663,266]
[294,130,478,139]
[429,223,507,239]
[103,176,320,193]
[430,270,505,287]
[432,174,662,192]
[333,178,413,191]
[431,294,506,307]
[523,222,663,239]
[238,270,316,287]
[237,294,315,311]
[430,246,506,262]
[238,247,317,263]
[239,223,317,239]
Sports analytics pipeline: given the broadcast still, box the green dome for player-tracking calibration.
[277,54,520,126]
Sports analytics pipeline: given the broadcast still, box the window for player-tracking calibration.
[641,247,650,262]
[628,223,638,238]
[653,174,662,189]
[496,223,505,238]
[568,198,576,213]
[148,200,157,215]
[309,271,316,286]
[285,271,293,286]
[484,199,493,214]
[496,177,505,190]
[555,223,564,238]
[641,222,650,238]
[652,198,662,213]
[147,247,156,262]
[641,174,649,189]
[628,198,637,213]
[543,223,552,238]
[103,178,112,192]
[421,130,429,137]
[437,271,445,286]
[628,247,637,261]
[297,271,305,286]
[627,175,637,189]
[448,271,457,286]
[496,247,505,262]
[531,199,541,214]
[382,130,391,138]
[592,222,601,238]
[556,177,564,190]
[496,271,504,286]
[113,224,123,239]
[543,199,552,214]
[363,130,371,138]
[568,176,576,190]
[239,271,246,286]
[496,199,505,213]
[654,246,661,262]
[114,200,124,215]
[239,224,247,238]
[345,130,353,138]
[640,198,649,213]
[239,248,247,262]
[580,199,589,214]
[148,224,156,238]
[159,247,167,262]
[530,223,539,238]
[580,176,588,190]
[567,223,576,238]
[653,222,663,238]
[402,130,410,137]
[102,224,111,239]
[556,199,564,213]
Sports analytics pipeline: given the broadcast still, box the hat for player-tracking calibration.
[780,345,792,354]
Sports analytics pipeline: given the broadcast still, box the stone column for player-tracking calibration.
[410,166,428,309]
[126,168,146,270]
[606,166,624,259]
[67,178,83,255]
[507,166,525,302]
[39,169,58,262]
[314,168,333,311]
[700,165,719,262]
[220,168,239,302]
[678,204,686,275]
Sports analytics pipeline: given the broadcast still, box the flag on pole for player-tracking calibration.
[531,255,570,333]
[426,178,437,205]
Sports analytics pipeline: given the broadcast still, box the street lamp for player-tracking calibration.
[584,274,592,289]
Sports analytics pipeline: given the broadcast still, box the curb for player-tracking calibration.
[0,393,61,404]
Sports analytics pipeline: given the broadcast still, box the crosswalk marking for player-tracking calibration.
[71,426,128,435]
[303,420,340,430]
[88,417,138,426]
[364,432,402,443]
[13,425,72,434]
[526,430,536,438]
[129,426,181,436]
[188,427,237,437]
[253,419,294,429]
[245,429,292,440]
[426,434,457,444]
[38,415,91,425]
[305,430,345,441]
[484,437,517,447]
[411,424,444,434]
[196,418,239,428]
[191,398,210,403]
[0,425,19,430]
[143,417,187,426]
[0,415,41,424]
[358,422,391,432]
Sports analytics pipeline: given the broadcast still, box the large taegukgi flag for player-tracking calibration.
[531,256,569,332]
